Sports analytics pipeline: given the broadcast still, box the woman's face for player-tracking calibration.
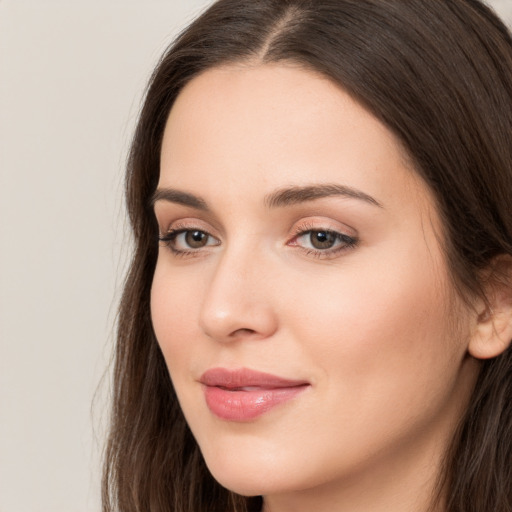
[151,64,479,505]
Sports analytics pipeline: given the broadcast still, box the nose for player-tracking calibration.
[198,248,278,343]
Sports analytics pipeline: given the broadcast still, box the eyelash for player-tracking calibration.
[158,223,358,259]
[288,223,358,259]
[158,226,219,258]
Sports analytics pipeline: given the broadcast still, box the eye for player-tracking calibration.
[303,230,339,250]
[159,228,220,254]
[290,228,358,257]
[180,230,210,249]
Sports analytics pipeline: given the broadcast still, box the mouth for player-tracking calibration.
[199,367,310,422]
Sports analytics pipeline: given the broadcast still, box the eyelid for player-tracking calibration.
[159,227,220,244]
[156,216,359,259]
[158,219,221,257]
[158,217,219,237]
[287,218,359,258]
[289,218,357,239]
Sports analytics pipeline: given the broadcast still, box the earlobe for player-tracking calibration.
[468,256,512,360]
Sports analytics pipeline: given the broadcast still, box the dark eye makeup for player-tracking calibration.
[159,228,220,256]
[158,224,358,260]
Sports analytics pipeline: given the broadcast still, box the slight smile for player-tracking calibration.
[200,367,311,422]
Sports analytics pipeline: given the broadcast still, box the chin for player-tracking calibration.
[203,456,269,495]
[200,447,293,496]
[201,441,326,499]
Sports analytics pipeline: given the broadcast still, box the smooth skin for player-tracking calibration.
[151,63,511,512]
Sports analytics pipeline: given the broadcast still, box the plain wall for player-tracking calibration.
[1,1,511,511]
[0,2,213,511]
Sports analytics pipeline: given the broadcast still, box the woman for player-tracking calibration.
[103,1,512,511]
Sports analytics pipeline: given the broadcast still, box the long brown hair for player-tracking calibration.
[103,1,512,511]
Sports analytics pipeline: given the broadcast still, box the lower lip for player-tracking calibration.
[203,385,309,421]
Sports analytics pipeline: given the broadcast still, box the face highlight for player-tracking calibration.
[150,64,479,511]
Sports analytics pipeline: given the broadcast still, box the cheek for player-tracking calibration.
[282,241,462,406]
[150,261,200,366]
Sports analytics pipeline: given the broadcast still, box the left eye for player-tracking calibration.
[159,229,220,252]
[179,230,211,249]
[294,230,356,251]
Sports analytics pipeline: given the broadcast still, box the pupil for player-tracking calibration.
[311,231,335,249]
[186,230,207,248]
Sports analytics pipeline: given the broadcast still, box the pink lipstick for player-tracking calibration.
[200,367,309,421]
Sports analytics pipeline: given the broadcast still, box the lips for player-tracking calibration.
[200,367,310,422]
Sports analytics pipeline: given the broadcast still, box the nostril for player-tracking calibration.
[231,328,257,337]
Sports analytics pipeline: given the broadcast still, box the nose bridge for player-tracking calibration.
[199,241,277,342]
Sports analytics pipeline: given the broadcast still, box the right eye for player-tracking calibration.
[159,229,221,255]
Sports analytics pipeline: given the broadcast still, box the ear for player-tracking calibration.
[469,255,512,360]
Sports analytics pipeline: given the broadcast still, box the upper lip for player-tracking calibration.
[200,367,309,389]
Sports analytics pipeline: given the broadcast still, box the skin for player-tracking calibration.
[151,63,482,512]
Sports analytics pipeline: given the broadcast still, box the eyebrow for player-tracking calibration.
[264,183,383,209]
[150,188,209,210]
[150,183,383,210]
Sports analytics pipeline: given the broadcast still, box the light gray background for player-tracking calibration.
[1,1,511,511]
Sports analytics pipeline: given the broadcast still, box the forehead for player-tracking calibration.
[160,63,433,216]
